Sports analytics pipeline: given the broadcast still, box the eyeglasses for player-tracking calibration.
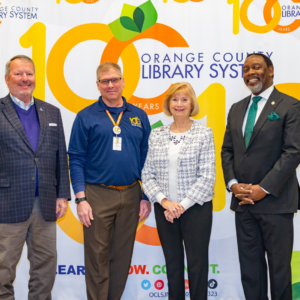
[98,78,122,86]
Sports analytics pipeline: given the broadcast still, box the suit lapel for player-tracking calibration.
[1,95,34,152]
[247,88,282,148]
[34,99,46,152]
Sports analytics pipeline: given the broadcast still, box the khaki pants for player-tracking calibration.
[0,197,57,300]
[84,183,141,300]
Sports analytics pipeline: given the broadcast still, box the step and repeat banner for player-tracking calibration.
[1,0,300,299]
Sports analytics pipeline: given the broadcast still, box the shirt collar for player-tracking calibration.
[10,93,34,111]
[250,85,274,101]
[97,96,131,112]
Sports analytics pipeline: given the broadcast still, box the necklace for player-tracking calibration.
[169,134,186,145]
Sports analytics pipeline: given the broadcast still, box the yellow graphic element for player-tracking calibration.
[228,0,282,34]
[19,22,46,101]
[227,0,239,35]
[193,83,226,212]
[21,21,223,244]
[264,0,300,33]
[57,203,84,244]
[47,23,139,113]
[130,117,141,126]
[56,0,98,3]
[240,0,281,34]
[275,83,300,100]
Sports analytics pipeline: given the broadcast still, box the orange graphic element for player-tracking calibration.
[101,23,188,115]
[240,0,281,34]
[264,0,300,33]
[135,222,161,246]
[129,86,171,114]
[83,0,99,3]
[57,203,84,244]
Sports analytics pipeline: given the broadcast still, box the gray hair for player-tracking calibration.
[5,55,35,76]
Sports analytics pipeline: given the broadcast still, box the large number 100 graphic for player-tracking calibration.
[19,22,227,245]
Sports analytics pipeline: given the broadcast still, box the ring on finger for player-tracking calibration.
[172,208,176,212]
[168,215,171,219]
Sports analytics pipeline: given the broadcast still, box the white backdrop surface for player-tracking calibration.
[1,0,300,299]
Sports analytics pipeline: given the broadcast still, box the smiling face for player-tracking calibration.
[243,55,274,95]
[5,58,36,103]
[96,68,125,106]
[169,91,193,120]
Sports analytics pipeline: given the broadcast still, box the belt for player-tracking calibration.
[100,181,138,190]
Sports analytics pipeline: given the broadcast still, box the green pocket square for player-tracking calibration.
[268,112,281,121]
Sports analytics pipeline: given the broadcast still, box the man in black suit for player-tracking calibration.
[221,53,300,300]
[0,55,70,299]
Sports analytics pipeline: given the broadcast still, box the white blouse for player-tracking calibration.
[154,131,195,211]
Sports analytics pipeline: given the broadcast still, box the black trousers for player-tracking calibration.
[235,210,294,300]
[154,201,212,300]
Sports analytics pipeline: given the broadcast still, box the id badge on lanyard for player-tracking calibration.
[105,110,123,151]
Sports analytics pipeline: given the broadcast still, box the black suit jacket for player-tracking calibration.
[221,87,300,214]
[0,95,71,223]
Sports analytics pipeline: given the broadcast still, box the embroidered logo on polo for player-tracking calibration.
[129,117,142,128]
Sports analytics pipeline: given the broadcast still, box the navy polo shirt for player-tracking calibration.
[68,97,151,198]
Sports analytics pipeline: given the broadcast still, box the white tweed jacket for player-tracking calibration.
[142,122,216,205]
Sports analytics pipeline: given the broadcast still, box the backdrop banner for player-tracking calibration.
[1,0,300,299]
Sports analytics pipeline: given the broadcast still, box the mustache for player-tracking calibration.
[18,81,32,85]
[246,77,260,83]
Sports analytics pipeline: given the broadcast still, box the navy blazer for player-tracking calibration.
[0,95,71,223]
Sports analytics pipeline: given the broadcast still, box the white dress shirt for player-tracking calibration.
[228,85,274,192]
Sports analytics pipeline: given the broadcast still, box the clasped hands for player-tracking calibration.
[161,198,185,223]
[231,183,266,205]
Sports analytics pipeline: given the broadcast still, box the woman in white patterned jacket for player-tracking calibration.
[142,82,216,300]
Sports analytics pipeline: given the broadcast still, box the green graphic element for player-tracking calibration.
[292,251,300,299]
[293,282,300,300]
[151,120,163,129]
[109,0,158,41]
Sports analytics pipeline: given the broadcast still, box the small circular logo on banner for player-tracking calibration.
[184,279,189,289]
[208,279,218,289]
[154,280,164,290]
[141,280,151,290]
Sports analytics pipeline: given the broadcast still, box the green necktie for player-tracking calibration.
[244,96,262,148]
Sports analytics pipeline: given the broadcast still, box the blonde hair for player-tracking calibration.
[96,62,122,79]
[162,82,199,117]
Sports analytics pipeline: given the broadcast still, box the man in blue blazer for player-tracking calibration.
[221,53,300,300]
[0,55,70,300]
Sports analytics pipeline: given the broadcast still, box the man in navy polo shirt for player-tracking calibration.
[69,62,151,300]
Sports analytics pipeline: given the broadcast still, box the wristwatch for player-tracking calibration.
[75,197,87,204]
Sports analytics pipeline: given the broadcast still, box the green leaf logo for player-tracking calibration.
[109,0,158,41]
